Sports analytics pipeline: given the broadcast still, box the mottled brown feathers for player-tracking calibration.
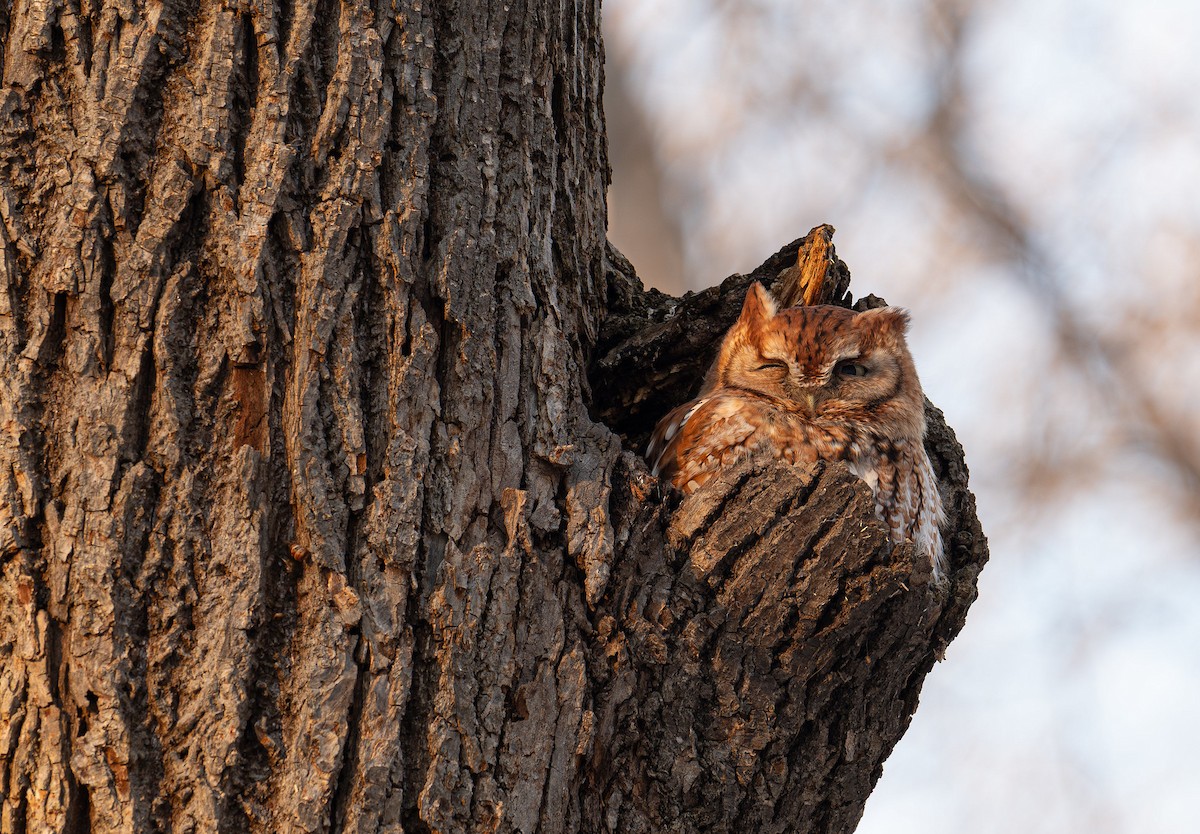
[649,282,947,582]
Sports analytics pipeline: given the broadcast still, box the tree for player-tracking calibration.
[0,2,986,833]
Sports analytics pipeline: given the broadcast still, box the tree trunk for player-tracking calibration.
[0,3,987,834]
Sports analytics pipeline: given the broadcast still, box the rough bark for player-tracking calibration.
[587,229,987,832]
[0,3,987,834]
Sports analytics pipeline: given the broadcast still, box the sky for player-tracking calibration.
[604,1,1200,831]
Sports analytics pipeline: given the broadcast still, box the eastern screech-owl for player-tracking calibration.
[648,282,947,583]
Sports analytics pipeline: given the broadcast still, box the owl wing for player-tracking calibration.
[858,441,948,585]
[647,398,710,478]
[648,392,765,493]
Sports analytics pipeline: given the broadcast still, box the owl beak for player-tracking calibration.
[802,392,817,415]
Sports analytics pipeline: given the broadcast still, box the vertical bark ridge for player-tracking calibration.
[387,2,610,833]
[0,0,333,829]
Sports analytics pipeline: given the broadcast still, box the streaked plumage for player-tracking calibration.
[648,282,947,583]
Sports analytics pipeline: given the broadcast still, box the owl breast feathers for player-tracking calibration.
[648,282,947,584]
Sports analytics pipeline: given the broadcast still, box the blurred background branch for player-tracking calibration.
[919,0,1200,514]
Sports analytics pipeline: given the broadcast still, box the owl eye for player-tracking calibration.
[756,361,787,372]
[836,360,869,378]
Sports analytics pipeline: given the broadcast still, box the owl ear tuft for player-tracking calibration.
[700,282,779,394]
[857,306,911,344]
[737,282,779,327]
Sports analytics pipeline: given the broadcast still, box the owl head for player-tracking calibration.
[702,283,927,437]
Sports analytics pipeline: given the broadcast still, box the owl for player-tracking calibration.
[648,282,947,584]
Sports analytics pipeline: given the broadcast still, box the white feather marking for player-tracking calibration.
[647,398,711,481]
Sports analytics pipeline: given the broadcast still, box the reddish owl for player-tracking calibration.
[648,282,947,583]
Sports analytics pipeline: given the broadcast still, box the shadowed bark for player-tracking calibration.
[0,3,986,834]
